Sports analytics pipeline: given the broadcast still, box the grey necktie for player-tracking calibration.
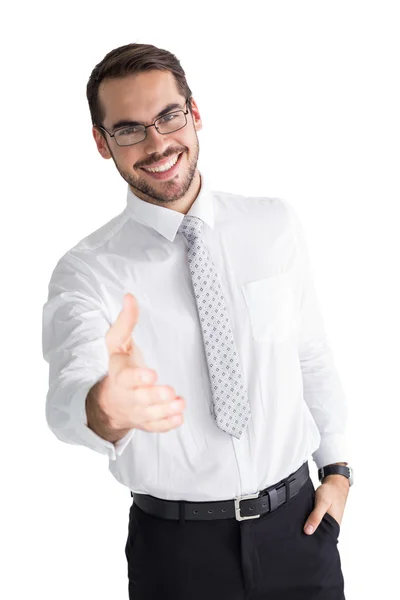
[178,214,251,439]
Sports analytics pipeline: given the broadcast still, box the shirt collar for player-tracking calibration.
[125,172,215,242]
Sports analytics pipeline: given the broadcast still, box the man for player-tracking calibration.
[42,42,353,599]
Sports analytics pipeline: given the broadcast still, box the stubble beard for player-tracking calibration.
[114,137,200,205]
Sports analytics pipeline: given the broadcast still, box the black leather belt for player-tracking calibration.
[132,461,309,522]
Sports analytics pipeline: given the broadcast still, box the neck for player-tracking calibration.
[176,169,202,215]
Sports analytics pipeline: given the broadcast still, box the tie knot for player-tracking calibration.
[177,215,204,240]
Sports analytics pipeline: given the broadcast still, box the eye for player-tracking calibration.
[159,113,178,124]
[119,126,142,136]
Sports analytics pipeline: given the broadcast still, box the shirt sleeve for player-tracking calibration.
[282,199,349,469]
[42,251,135,461]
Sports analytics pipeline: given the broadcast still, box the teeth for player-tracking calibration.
[143,154,180,173]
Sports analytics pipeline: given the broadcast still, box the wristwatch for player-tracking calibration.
[318,464,354,486]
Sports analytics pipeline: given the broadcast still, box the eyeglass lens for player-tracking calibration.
[115,111,187,146]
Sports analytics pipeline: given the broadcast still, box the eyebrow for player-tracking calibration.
[110,102,183,131]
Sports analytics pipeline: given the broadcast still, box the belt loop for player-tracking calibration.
[268,488,279,512]
[284,479,291,503]
[179,501,186,526]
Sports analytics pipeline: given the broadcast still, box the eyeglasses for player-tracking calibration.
[96,98,190,147]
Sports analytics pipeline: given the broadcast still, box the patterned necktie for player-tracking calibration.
[178,214,251,439]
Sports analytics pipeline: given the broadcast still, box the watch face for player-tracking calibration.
[349,466,354,486]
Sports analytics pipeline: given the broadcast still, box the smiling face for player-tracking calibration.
[92,69,202,208]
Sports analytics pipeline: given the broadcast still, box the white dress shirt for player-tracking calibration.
[42,173,348,501]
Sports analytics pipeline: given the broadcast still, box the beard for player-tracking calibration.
[109,135,200,205]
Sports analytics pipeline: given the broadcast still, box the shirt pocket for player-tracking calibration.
[240,273,296,343]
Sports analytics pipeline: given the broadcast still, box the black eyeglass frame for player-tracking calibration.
[95,97,191,147]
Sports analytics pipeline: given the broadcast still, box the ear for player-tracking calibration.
[92,126,112,159]
[188,98,202,132]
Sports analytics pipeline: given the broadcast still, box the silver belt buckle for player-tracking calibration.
[234,492,261,521]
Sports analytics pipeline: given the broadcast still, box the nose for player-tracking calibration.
[142,124,170,157]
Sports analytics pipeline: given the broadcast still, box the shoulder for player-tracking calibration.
[211,187,296,225]
[71,209,131,253]
[49,209,130,282]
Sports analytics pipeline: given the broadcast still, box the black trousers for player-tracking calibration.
[125,475,345,599]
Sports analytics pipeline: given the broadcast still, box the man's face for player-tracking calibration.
[93,70,202,205]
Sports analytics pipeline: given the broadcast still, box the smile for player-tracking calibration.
[140,152,184,180]
[142,154,180,173]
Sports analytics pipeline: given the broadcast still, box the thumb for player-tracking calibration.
[304,499,328,535]
[105,293,139,357]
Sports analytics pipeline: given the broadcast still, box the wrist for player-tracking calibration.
[86,377,132,443]
[323,473,350,488]
[318,462,353,487]
[86,376,115,439]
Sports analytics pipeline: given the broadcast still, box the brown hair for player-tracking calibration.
[86,42,193,128]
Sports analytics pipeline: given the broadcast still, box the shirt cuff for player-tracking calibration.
[113,428,135,455]
[312,433,349,470]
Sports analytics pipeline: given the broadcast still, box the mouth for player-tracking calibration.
[139,152,184,181]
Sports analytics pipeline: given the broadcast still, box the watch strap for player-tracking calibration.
[318,465,350,481]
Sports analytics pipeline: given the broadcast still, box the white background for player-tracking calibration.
[1,1,399,598]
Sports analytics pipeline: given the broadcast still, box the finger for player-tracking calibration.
[132,384,177,406]
[114,366,157,389]
[303,503,329,535]
[140,411,185,433]
[130,338,147,368]
[112,384,184,424]
[130,386,185,420]
[108,350,137,380]
[140,396,186,425]
[106,293,139,356]
[126,386,185,428]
